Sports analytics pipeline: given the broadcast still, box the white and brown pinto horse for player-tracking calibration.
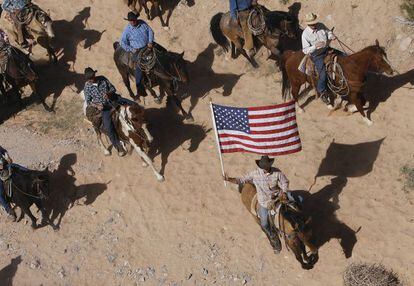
[81,94,164,182]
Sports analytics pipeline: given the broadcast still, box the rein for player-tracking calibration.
[11,180,42,200]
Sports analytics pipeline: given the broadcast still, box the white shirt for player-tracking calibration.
[301,23,335,55]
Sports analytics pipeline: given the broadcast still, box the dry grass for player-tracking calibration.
[401,0,414,20]
[343,263,402,286]
[401,165,414,191]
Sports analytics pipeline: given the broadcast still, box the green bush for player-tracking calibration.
[401,0,414,20]
[401,165,414,190]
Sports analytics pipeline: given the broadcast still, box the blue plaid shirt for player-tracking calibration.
[230,0,253,19]
[1,0,28,12]
[84,76,116,105]
[120,21,154,52]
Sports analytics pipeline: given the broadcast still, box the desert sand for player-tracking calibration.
[0,0,413,285]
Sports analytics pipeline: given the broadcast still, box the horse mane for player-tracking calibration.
[349,45,386,58]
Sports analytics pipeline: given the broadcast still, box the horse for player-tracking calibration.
[281,40,394,125]
[4,166,56,230]
[0,45,40,108]
[210,7,297,68]
[113,42,193,121]
[240,183,318,269]
[124,0,189,29]
[84,101,165,182]
[0,2,57,63]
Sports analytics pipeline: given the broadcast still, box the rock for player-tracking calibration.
[106,254,117,263]
[0,239,9,251]
[138,276,145,282]
[146,266,155,277]
[326,15,332,21]
[187,273,193,280]
[400,37,412,51]
[30,259,41,270]
[202,268,208,276]
[57,267,66,279]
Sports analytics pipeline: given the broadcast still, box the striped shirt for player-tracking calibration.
[238,167,289,208]
[120,21,154,52]
[1,0,28,12]
[302,23,335,55]
[84,76,116,105]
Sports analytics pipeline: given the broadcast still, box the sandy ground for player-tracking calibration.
[0,0,413,285]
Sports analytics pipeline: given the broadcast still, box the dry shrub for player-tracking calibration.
[401,165,414,190]
[343,263,402,286]
[401,0,414,20]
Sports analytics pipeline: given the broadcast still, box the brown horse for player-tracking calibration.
[240,183,318,269]
[281,40,394,125]
[210,8,297,68]
[113,42,193,121]
[84,100,165,182]
[124,0,185,29]
[0,45,39,107]
[0,3,57,63]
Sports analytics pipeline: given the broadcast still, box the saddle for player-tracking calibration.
[298,49,350,97]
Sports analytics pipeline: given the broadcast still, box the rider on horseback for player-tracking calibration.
[1,0,31,47]
[229,0,258,58]
[224,155,291,253]
[83,67,128,157]
[0,145,28,220]
[120,11,154,97]
[301,13,337,105]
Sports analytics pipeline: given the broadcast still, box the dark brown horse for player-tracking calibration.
[124,0,190,29]
[0,45,39,107]
[5,166,57,230]
[281,40,394,125]
[113,42,193,121]
[240,183,318,269]
[210,8,297,68]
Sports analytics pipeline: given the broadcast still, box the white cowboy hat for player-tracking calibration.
[305,13,319,25]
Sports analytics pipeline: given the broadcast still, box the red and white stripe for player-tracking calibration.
[218,101,302,156]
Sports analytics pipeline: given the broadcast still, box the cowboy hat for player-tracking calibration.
[255,155,275,170]
[84,67,97,79]
[125,11,140,21]
[304,12,319,25]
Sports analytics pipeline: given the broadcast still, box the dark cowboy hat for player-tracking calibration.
[125,11,140,21]
[84,67,97,80]
[255,155,275,170]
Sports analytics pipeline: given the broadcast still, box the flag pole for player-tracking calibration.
[209,100,227,187]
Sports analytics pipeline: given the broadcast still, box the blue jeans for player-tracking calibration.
[135,66,143,90]
[102,108,120,149]
[258,205,272,237]
[311,50,328,94]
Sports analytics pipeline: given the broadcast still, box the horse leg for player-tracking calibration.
[96,130,111,156]
[120,68,136,100]
[352,93,372,126]
[130,139,164,182]
[143,1,151,20]
[239,47,259,69]
[288,238,313,270]
[230,42,237,59]
[21,204,38,229]
[291,83,304,113]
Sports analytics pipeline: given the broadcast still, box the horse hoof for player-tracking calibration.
[104,150,111,156]
[363,117,373,126]
[185,115,194,123]
[142,162,149,168]
[327,104,334,110]
[346,104,357,113]
[157,175,165,182]
[163,26,170,31]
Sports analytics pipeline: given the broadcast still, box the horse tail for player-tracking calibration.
[281,52,291,101]
[210,13,229,53]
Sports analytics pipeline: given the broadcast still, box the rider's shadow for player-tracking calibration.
[187,43,243,114]
[292,176,357,258]
[46,153,108,229]
[52,7,105,67]
[145,107,210,175]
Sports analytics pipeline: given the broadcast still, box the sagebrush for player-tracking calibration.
[401,0,414,20]
[343,263,402,286]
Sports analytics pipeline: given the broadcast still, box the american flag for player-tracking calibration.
[211,101,302,156]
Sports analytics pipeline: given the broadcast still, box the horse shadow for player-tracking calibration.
[145,108,210,175]
[292,176,357,258]
[365,69,414,118]
[186,43,243,114]
[46,153,108,229]
[291,138,384,258]
[0,256,22,286]
[52,7,105,67]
